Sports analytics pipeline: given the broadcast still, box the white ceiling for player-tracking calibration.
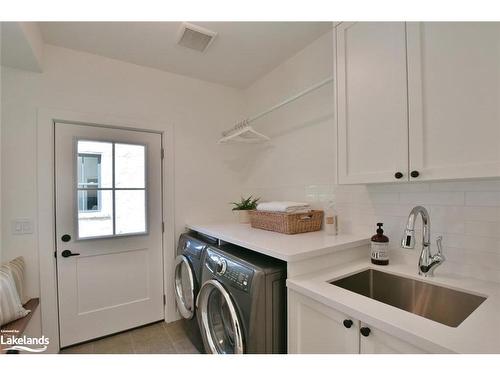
[39,22,333,88]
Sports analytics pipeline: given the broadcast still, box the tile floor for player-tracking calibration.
[61,320,200,354]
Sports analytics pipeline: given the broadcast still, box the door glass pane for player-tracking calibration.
[207,289,236,354]
[115,143,145,188]
[115,190,146,235]
[78,190,113,238]
[77,141,112,188]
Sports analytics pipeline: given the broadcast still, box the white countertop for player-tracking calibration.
[287,257,500,353]
[186,222,371,262]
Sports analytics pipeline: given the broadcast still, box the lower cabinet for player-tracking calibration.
[288,290,428,354]
[288,289,359,353]
[358,325,427,354]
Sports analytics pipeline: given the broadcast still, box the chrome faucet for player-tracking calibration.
[401,206,445,277]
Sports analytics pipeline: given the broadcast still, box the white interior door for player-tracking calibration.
[55,122,164,348]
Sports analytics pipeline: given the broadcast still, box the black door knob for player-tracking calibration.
[360,327,371,337]
[61,250,80,258]
[410,170,420,178]
[394,172,403,179]
[61,234,71,242]
[343,319,353,328]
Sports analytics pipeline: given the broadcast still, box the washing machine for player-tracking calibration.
[196,244,287,354]
[174,231,217,353]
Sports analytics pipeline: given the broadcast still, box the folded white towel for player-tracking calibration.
[256,201,311,213]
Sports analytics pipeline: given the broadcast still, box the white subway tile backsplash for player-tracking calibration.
[399,192,465,206]
[465,221,500,238]
[439,260,500,284]
[466,192,500,206]
[368,192,401,204]
[338,181,500,283]
[463,206,500,222]
[367,182,430,193]
[430,179,500,192]
[444,247,500,267]
[372,203,418,217]
[428,206,466,234]
[246,180,500,283]
[436,232,500,253]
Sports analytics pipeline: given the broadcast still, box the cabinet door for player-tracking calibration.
[288,290,359,354]
[359,324,427,354]
[407,22,500,181]
[337,22,409,184]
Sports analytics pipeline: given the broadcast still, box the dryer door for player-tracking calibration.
[197,279,244,354]
[174,255,196,319]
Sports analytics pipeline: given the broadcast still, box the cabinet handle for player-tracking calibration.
[410,170,420,178]
[360,327,371,337]
[394,172,403,179]
[343,319,353,328]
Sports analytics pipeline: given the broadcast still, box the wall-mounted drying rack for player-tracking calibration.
[218,75,334,144]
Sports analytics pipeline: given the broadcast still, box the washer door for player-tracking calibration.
[197,279,244,354]
[174,255,196,319]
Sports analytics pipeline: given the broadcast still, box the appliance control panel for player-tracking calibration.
[206,248,254,292]
[181,235,205,259]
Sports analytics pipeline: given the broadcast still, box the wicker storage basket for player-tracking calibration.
[249,210,324,235]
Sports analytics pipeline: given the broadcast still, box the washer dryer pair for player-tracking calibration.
[196,243,287,354]
[174,232,217,353]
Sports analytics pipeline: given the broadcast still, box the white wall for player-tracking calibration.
[240,28,500,284]
[240,30,336,207]
[1,22,44,72]
[1,44,245,335]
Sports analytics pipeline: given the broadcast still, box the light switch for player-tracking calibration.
[11,219,33,235]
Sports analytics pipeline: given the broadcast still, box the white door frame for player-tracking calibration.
[36,108,176,353]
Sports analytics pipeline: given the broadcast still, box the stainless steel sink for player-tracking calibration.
[330,269,486,327]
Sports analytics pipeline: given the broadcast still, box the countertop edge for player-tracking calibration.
[186,223,371,262]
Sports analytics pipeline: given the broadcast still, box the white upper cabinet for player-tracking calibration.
[407,22,500,181]
[337,22,500,184]
[337,22,409,184]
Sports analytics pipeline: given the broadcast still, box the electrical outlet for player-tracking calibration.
[11,219,33,235]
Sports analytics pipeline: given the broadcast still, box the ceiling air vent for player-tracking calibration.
[176,22,217,53]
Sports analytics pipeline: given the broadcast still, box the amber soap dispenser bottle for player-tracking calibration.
[370,223,389,265]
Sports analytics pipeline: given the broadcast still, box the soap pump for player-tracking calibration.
[370,223,389,265]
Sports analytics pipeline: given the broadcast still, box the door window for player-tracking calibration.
[77,140,147,239]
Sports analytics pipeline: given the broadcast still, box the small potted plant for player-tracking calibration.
[231,196,260,224]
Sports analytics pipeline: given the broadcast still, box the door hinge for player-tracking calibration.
[162,222,165,233]
[163,294,166,306]
[54,251,57,258]
[161,148,165,160]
